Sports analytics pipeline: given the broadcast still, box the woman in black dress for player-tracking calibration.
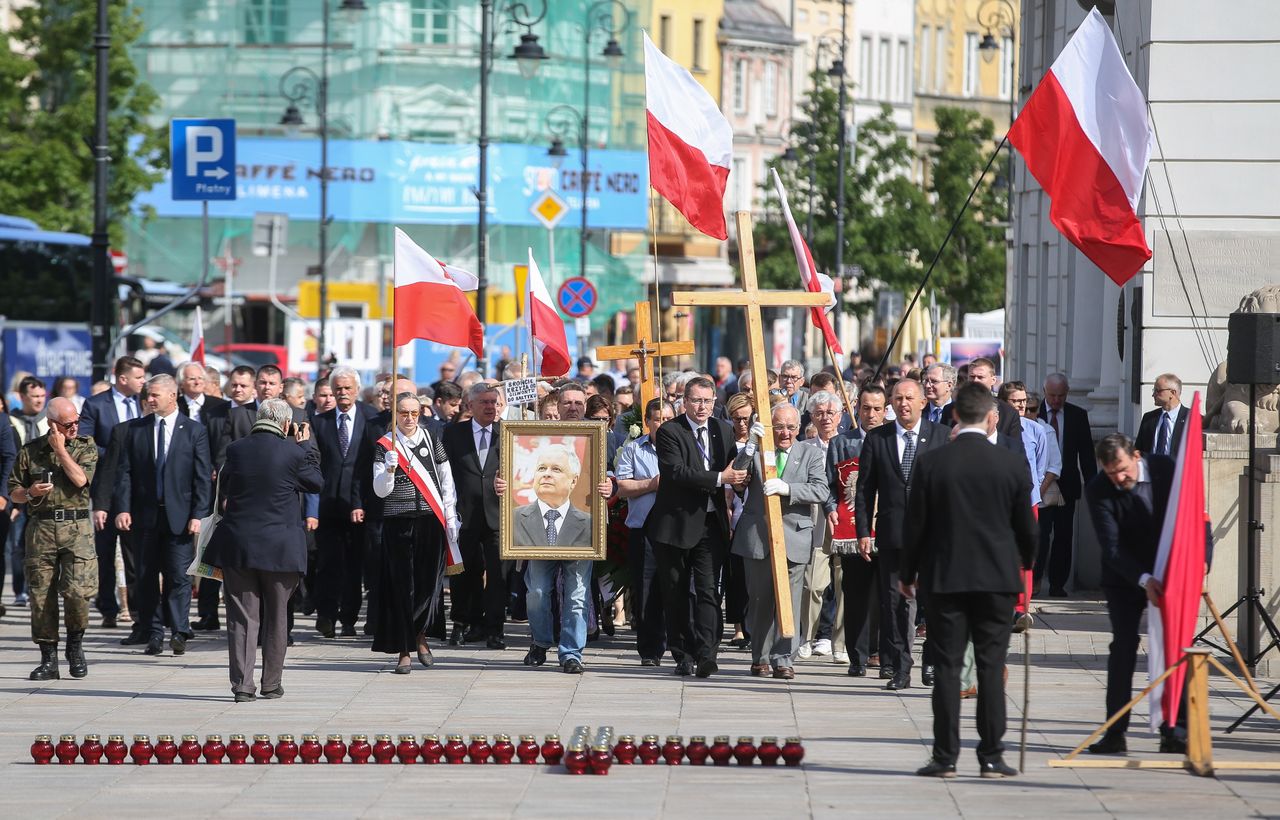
[371,393,459,673]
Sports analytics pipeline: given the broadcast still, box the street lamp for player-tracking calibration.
[277,0,366,377]
[804,33,842,247]
[478,0,548,377]
[977,0,1017,225]
[830,2,851,326]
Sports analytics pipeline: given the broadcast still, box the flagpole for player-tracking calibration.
[390,237,397,434]
[648,188,665,403]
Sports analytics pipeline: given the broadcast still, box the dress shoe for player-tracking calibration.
[674,659,696,677]
[921,665,936,686]
[1087,734,1127,755]
[316,617,336,639]
[867,653,880,668]
[561,658,584,674]
[1158,734,1187,755]
[363,621,375,636]
[729,637,751,650]
[260,686,285,699]
[640,657,660,667]
[418,645,435,668]
[848,664,867,678]
[750,663,771,677]
[879,666,897,680]
[1049,587,1069,598]
[193,616,220,631]
[960,685,978,699]
[448,624,465,646]
[915,757,957,778]
[463,626,486,643]
[101,615,117,629]
[885,672,911,690]
[287,634,295,647]
[695,659,718,679]
[170,636,187,656]
[233,692,256,703]
[486,635,507,650]
[144,636,164,656]
[392,662,412,675]
[523,645,547,667]
[772,666,795,680]
[30,643,59,681]
[916,623,928,639]
[120,631,147,646]
[340,623,357,637]
[1013,611,1033,633]
[979,759,1019,778]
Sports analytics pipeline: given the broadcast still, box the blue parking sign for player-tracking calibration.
[171,118,237,201]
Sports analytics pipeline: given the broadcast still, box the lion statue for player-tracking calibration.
[1204,285,1280,434]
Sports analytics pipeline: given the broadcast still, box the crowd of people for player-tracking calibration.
[0,343,1202,774]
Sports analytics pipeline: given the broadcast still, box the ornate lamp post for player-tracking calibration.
[978,0,1018,225]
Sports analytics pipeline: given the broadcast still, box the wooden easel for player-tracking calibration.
[670,211,830,638]
[595,300,694,409]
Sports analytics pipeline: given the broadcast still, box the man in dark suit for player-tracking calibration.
[854,378,946,690]
[79,355,146,631]
[225,365,285,440]
[941,357,1024,455]
[440,382,506,648]
[1134,373,1189,460]
[112,374,213,656]
[902,383,1038,779]
[1038,373,1098,596]
[1083,433,1211,755]
[514,497,591,546]
[646,376,747,678]
[205,399,323,702]
[177,361,231,631]
[309,365,377,638]
[923,363,955,425]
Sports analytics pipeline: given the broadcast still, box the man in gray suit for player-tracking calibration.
[513,445,592,547]
[731,403,830,680]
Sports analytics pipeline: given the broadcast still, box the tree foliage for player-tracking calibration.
[0,0,165,243]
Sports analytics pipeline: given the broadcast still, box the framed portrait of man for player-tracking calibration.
[499,420,608,561]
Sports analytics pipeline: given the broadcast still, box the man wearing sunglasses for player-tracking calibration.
[9,398,98,682]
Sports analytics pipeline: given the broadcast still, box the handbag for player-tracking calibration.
[1040,477,1065,507]
[186,473,224,581]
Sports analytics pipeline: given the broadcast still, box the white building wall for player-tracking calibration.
[850,0,913,133]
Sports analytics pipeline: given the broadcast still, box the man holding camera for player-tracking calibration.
[9,398,98,681]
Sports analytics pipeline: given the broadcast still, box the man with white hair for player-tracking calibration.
[513,445,592,547]
[796,390,847,663]
[923,363,956,426]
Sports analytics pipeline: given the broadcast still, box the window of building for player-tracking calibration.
[878,38,890,100]
[797,9,808,24]
[935,26,947,92]
[732,157,749,211]
[999,35,1014,99]
[243,0,287,45]
[818,11,829,26]
[897,39,909,102]
[659,14,671,53]
[733,58,748,113]
[962,32,979,97]
[693,18,705,69]
[764,61,778,117]
[917,26,930,93]
[859,35,872,99]
[410,0,450,45]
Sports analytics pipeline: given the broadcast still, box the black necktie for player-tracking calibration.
[1156,413,1171,455]
[155,418,167,503]
[338,412,350,457]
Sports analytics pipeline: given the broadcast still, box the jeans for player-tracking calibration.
[526,559,592,662]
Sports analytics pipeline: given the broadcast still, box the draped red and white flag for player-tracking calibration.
[771,168,841,354]
[644,31,733,240]
[1008,8,1152,286]
[438,260,478,291]
[526,249,571,377]
[188,306,206,365]
[1147,392,1208,731]
[392,228,484,357]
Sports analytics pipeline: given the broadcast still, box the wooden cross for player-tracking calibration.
[670,211,830,638]
[595,300,695,409]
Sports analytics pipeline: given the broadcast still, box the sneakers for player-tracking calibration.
[811,639,832,657]
[832,650,850,665]
[14,593,29,606]
[795,642,813,660]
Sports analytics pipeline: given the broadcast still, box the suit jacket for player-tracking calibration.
[1038,401,1097,500]
[179,394,231,466]
[311,403,379,519]
[938,399,1024,454]
[441,419,501,533]
[112,414,213,535]
[0,412,14,502]
[1135,405,1189,460]
[1085,454,1174,590]
[901,433,1038,594]
[513,502,591,547]
[731,440,828,564]
[646,415,735,549]
[853,419,946,555]
[79,389,136,498]
[205,429,324,573]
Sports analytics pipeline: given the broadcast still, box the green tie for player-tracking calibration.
[776,448,788,477]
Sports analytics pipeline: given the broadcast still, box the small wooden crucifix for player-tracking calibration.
[595,300,695,409]
[670,211,830,638]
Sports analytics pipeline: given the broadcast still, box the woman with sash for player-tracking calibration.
[371,392,462,673]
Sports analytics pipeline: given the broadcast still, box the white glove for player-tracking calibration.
[763,478,790,497]
[384,451,399,468]
[749,421,766,440]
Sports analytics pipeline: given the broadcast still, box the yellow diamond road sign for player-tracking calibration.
[531,190,569,230]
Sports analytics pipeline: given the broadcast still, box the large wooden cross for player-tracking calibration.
[595,300,695,409]
[671,211,830,638]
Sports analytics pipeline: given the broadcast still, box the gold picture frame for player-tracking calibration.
[499,420,608,561]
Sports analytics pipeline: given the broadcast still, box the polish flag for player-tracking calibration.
[771,169,841,354]
[644,32,733,240]
[1008,8,1153,286]
[1147,392,1209,731]
[392,228,484,357]
[438,260,478,291]
[188,306,206,365]
[526,249,570,377]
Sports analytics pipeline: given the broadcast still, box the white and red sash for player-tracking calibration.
[379,433,463,572]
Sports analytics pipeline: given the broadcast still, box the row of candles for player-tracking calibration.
[30,731,805,770]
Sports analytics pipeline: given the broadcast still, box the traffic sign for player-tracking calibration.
[530,190,569,230]
[171,118,237,201]
[252,212,288,256]
[557,277,597,318]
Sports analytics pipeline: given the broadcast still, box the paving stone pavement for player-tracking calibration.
[0,597,1276,818]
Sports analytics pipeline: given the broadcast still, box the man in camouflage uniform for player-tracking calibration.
[8,397,97,681]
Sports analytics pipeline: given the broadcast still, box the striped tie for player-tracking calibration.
[901,430,917,483]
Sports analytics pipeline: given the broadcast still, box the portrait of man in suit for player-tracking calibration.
[512,443,592,548]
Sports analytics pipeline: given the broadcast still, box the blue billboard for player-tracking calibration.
[2,327,94,404]
[135,138,648,230]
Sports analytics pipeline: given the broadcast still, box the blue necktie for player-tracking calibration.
[155,418,167,503]
[544,509,560,545]
[338,412,350,457]
[126,396,137,420]
[1156,413,1171,456]
[930,405,941,424]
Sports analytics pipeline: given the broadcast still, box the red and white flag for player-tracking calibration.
[392,228,484,357]
[771,168,841,354]
[1147,392,1208,731]
[526,249,571,377]
[644,32,733,240]
[188,306,206,365]
[1008,8,1152,286]
[438,260,478,292]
